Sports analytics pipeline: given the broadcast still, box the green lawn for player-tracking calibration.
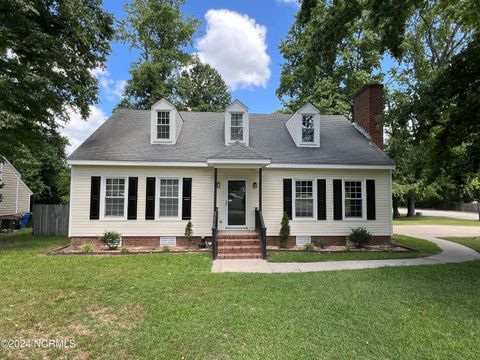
[1,230,480,359]
[441,237,480,253]
[393,215,480,226]
[267,234,441,263]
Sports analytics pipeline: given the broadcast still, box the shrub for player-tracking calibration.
[80,243,94,253]
[279,212,290,248]
[121,247,129,254]
[345,245,352,252]
[162,246,170,252]
[304,243,315,252]
[347,227,372,248]
[184,221,193,245]
[100,231,122,250]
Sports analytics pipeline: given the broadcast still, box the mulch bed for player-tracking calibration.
[48,245,210,256]
[267,245,413,253]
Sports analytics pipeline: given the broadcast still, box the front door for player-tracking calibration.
[227,180,247,227]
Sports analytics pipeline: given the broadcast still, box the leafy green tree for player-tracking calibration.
[176,56,231,112]
[0,0,114,203]
[277,0,384,115]
[117,0,199,109]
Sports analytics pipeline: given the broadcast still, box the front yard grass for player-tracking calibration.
[393,214,480,226]
[1,230,480,359]
[267,234,441,263]
[441,236,480,253]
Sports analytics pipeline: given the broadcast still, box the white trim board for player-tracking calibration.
[67,160,208,167]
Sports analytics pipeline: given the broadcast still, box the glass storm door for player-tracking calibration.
[227,180,246,227]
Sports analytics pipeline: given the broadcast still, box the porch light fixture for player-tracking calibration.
[253,182,257,189]
[216,181,221,189]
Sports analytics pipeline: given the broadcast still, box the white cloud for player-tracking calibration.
[92,67,126,101]
[196,9,271,90]
[61,106,108,155]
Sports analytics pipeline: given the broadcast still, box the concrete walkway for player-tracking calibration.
[211,225,480,273]
[399,207,478,220]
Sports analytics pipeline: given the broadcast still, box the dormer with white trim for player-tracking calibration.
[225,100,249,146]
[285,103,320,147]
[150,98,183,144]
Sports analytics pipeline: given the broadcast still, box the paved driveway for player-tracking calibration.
[212,225,480,273]
[399,207,479,220]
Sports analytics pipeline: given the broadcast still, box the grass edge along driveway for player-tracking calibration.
[267,234,441,263]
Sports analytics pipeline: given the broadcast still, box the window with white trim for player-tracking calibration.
[344,180,363,218]
[157,111,170,139]
[301,115,315,143]
[104,178,126,217]
[230,113,243,141]
[159,178,180,218]
[295,180,314,218]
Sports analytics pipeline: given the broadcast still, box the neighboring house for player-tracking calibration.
[0,156,33,216]
[67,84,395,258]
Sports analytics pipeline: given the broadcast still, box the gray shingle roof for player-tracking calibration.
[68,109,395,166]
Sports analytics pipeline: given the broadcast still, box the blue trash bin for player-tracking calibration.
[20,213,31,229]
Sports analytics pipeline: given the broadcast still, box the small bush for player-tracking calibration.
[121,247,129,254]
[348,227,372,248]
[314,239,328,249]
[184,221,193,245]
[304,243,315,252]
[279,212,290,248]
[162,246,170,252]
[100,231,122,250]
[345,245,352,252]
[80,243,94,253]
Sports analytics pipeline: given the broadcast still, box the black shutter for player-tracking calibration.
[89,176,101,220]
[366,179,376,220]
[333,179,343,220]
[283,179,292,220]
[127,177,138,220]
[145,177,156,220]
[182,178,192,220]
[317,179,326,220]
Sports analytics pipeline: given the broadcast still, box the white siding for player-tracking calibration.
[262,168,392,236]
[69,165,214,237]
[0,160,32,216]
[69,165,392,238]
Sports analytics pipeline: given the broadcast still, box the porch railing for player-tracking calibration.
[255,207,267,259]
[211,207,218,259]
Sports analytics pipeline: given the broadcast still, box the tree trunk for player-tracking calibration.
[392,197,401,218]
[407,192,416,217]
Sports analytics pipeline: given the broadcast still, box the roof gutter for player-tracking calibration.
[267,163,396,170]
[67,160,209,167]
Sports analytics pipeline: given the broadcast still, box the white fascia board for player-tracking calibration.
[67,160,209,167]
[267,163,396,170]
[207,159,271,165]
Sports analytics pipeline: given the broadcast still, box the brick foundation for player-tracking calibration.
[71,236,207,248]
[267,235,391,247]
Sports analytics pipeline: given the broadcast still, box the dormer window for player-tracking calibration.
[230,113,244,141]
[302,115,315,143]
[157,111,171,140]
[225,100,249,146]
[150,99,183,145]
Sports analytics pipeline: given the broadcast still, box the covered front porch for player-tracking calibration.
[207,148,269,259]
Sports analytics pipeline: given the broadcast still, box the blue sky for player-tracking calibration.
[63,0,299,153]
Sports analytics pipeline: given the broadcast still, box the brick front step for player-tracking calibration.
[217,252,262,259]
[218,246,261,253]
[217,234,259,240]
[217,239,260,246]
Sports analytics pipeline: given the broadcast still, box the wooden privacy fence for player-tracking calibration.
[32,204,69,237]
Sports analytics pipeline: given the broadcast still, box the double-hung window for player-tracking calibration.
[157,111,170,140]
[230,113,243,141]
[158,178,180,218]
[295,180,314,218]
[344,180,363,218]
[104,178,126,218]
[301,115,315,143]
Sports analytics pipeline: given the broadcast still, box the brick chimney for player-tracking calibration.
[353,84,384,149]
